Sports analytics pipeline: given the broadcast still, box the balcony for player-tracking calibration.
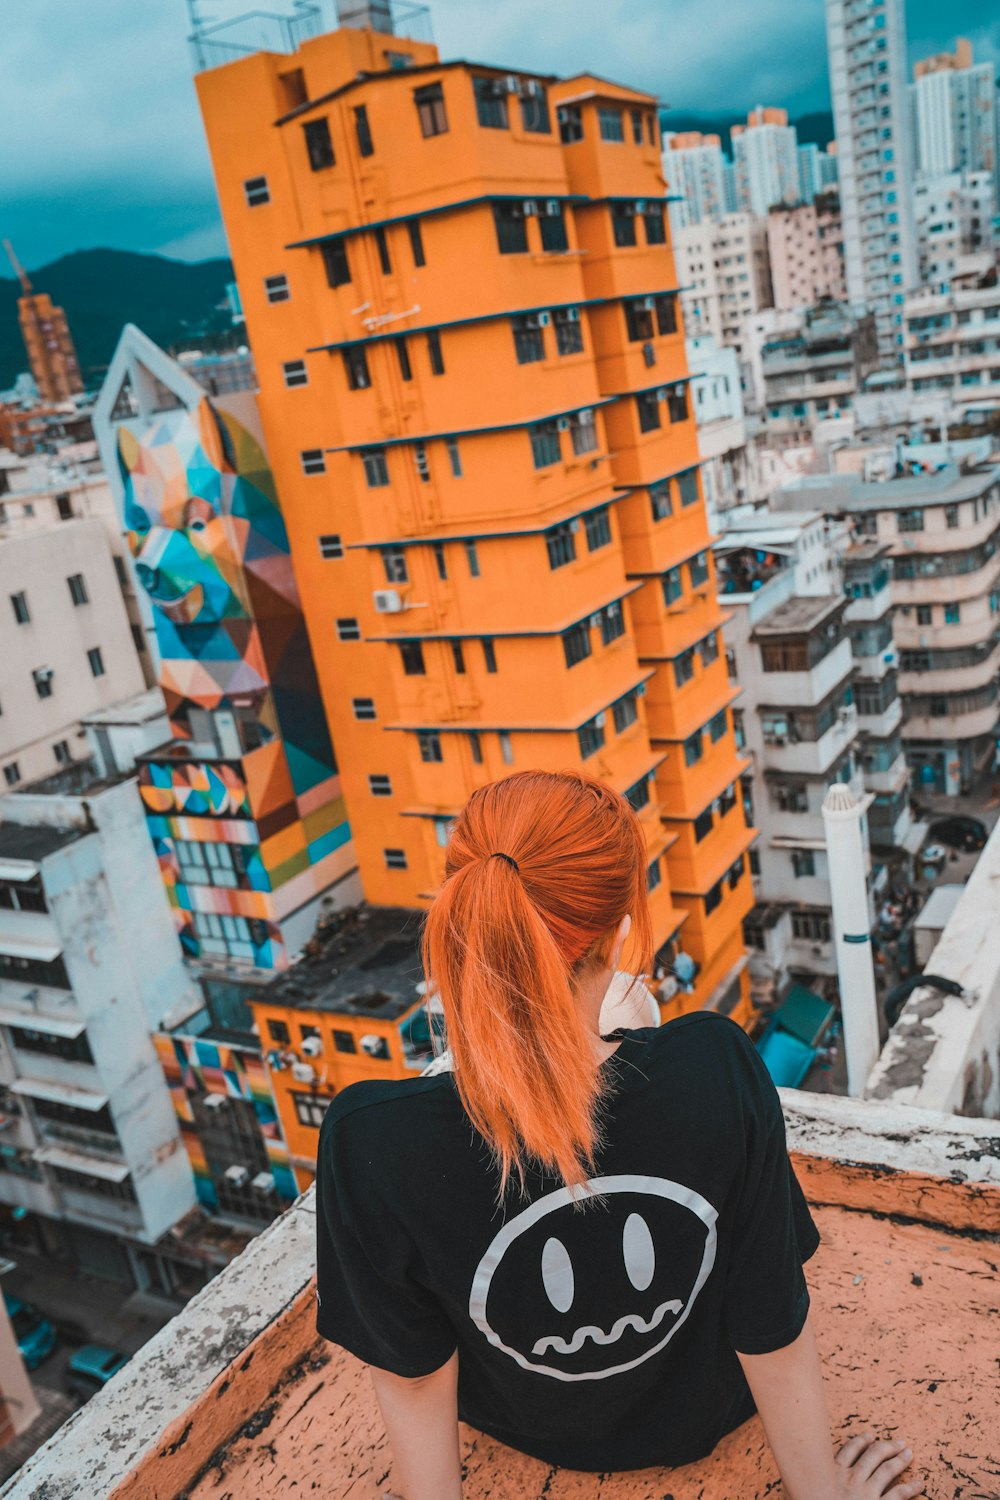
[7,1095,997,1500]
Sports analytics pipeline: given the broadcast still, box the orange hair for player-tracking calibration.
[422,770,653,1195]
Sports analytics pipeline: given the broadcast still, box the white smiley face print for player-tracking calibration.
[468,1174,718,1382]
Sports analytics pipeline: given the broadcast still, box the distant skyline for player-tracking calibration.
[3,0,997,271]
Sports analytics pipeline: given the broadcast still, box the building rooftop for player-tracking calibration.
[6,1091,997,1500]
[752,594,844,638]
[0,820,87,866]
[81,687,167,728]
[775,461,1000,514]
[262,905,425,1020]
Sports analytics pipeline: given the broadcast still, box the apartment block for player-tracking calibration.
[673,212,773,354]
[663,131,732,229]
[191,11,755,1021]
[686,336,754,520]
[767,191,847,310]
[731,107,800,216]
[904,263,1000,407]
[826,0,917,365]
[910,38,998,190]
[758,302,879,433]
[913,172,996,286]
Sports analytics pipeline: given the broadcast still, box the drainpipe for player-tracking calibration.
[822,782,879,1095]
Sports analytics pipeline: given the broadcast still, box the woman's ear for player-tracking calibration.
[612,912,632,970]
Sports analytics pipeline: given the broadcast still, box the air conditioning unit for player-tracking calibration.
[524,79,542,98]
[291,1059,316,1084]
[373,589,404,613]
[566,307,580,322]
[636,682,647,697]
[266,1049,287,1070]
[301,1034,324,1059]
[505,74,521,93]
[557,416,571,432]
[545,200,560,216]
[34,667,54,683]
[538,310,552,326]
[569,517,582,534]
[523,199,538,216]
[251,1171,275,1195]
[589,613,603,628]
[524,314,542,329]
[635,200,647,215]
[594,712,607,729]
[224,1165,249,1188]
[640,296,655,312]
[204,1094,228,1112]
[578,407,593,423]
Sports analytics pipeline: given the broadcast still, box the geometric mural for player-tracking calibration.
[94,330,355,971]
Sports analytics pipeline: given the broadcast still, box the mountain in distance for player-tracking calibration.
[659,108,835,153]
[0,248,236,391]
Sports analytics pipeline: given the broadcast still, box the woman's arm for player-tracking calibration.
[738,1314,920,1500]
[369,1351,463,1500]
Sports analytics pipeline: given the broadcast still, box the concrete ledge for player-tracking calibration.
[3,1095,999,1500]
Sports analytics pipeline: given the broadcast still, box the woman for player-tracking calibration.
[316,771,920,1499]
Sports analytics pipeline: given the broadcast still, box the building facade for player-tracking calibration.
[910,38,998,190]
[14,293,83,404]
[686,336,754,521]
[663,132,732,229]
[759,302,879,433]
[94,329,359,971]
[904,264,1000,409]
[767,193,847,311]
[191,13,755,1019]
[731,107,801,217]
[912,172,995,287]
[826,0,917,364]
[673,212,774,354]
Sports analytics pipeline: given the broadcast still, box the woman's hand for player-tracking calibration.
[831,1432,923,1498]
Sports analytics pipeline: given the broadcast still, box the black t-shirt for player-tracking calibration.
[315,1011,820,1473]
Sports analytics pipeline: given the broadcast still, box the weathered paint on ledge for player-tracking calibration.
[3,1095,998,1500]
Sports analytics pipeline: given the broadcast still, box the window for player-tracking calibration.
[694,807,713,841]
[382,847,408,874]
[613,693,638,733]
[630,108,643,145]
[343,346,371,390]
[654,295,677,336]
[244,176,270,207]
[3,763,20,788]
[688,552,709,588]
[369,773,392,797]
[301,448,326,475]
[530,421,561,468]
[599,107,625,142]
[414,444,429,482]
[585,506,611,551]
[86,648,104,678]
[647,857,662,892]
[321,237,351,288]
[499,731,514,765]
[699,632,719,667]
[625,300,654,341]
[57,493,73,521]
[9,1026,93,1063]
[650,481,672,521]
[352,697,377,721]
[774,781,808,812]
[264,273,290,303]
[283,359,308,388]
[426,329,445,375]
[674,649,695,687]
[512,316,545,364]
[545,522,576,570]
[446,439,463,478]
[11,592,29,625]
[944,603,961,624]
[637,391,661,432]
[304,117,335,170]
[354,104,374,156]
[562,621,592,668]
[267,1018,291,1045]
[578,715,605,759]
[408,219,426,267]
[600,600,625,646]
[451,640,466,673]
[293,1093,330,1129]
[792,850,816,878]
[553,308,583,355]
[131,623,146,654]
[374,226,391,275]
[646,114,656,146]
[709,710,727,741]
[494,203,527,254]
[53,739,71,765]
[945,505,960,529]
[644,207,666,245]
[465,540,480,577]
[381,547,408,584]
[662,567,682,604]
[558,104,583,143]
[704,881,722,916]
[362,449,389,487]
[67,574,88,606]
[400,641,425,676]
[520,89,551,133]
[481,638,497,674]
[677,469,699,507]
[612,205,637,247]
[570,410,598,456]
[418,731,443,763]
[415,83,448,137]
[175,840,244,890]
[684,732,703,766]
[336,617,361,641]
[468,730,483,764]
[539,205,568,253]
[0,875,47,913]
[897,507,924,533]
[333,1030,357,1054]
[432,544,447,580]
[319,533,343,559]
[667,387,688,423]
[474,77,509,129]
[916,604,932,625]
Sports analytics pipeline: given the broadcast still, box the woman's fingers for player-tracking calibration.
[856,1438,909,1482]
[836,1430,877,1466]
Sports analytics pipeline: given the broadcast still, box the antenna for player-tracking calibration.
[3,239,32,297]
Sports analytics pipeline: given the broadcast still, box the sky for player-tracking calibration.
[2,0,998,271]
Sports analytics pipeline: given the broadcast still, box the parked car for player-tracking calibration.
[3,1293,57,1369]
[66,1344,130,1400]
[927,816,988,853]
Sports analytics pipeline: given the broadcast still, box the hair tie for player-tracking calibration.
[490,851,520,872]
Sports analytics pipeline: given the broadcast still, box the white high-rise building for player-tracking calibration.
[910,39,998,193]
[673,213,774,354]
[663,132,733,229]
[826,0,918,366]
[732,108,801,216]
[913,171,995,285]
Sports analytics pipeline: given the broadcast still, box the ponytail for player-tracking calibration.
[422,771,652,1195]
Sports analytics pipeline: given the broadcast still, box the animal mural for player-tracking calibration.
[117,397,351,966]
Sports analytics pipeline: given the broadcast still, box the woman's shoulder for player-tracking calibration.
[320,1070,457,1150]
[650,1009,754,1057]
